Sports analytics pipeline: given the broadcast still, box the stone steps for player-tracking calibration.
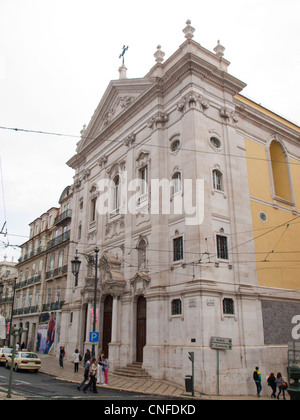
[114,362,151,378]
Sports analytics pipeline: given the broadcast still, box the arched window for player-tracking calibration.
[270,140,292,202]
[172,172,182,194]
[171,298,182,315]
[111,175,120,212]
[212,169,223,191]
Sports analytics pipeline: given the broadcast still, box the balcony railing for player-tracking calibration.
[47,230,70,250]
[16,274,42,289]
[55,209,72,226]
[46,265,68,280]
[42,301,65,312]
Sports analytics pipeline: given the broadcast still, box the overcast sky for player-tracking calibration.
[0,0,299,262]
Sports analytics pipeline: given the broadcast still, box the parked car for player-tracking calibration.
[0,347,13,366]
[5,351,41,373]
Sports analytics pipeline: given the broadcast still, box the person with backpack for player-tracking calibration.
[253,367,262,397]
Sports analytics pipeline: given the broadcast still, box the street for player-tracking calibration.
[0,367,182,400]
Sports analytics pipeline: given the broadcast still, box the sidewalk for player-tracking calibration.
[1,354,283,400]
[38,354,200,399]
[38,355,276,400]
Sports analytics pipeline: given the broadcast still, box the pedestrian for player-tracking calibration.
[77,357,91,391]
[267,372,277,398]
[59,346,65,368]
[97,352,105,385]
[83,358,98,394]
[275,372,287,400]
[73,349,81,373]
[84,349,91,366]
[102,354,110,385]
[253,366,262,397]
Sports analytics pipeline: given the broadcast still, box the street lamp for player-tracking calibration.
[71,251,81,287]
[71,247,99,358]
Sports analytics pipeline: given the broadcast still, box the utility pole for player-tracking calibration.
[188,351,195,397]
[7,326,28,398]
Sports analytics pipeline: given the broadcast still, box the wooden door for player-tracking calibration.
[102,295,112,357]
[136,296,146,362]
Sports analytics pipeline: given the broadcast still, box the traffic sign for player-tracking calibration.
[210,336,232,350]
[89,332,99,343]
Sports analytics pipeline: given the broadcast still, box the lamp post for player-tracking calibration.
[0,278,17,347]
[71,247,99,358]
[7,326,28,398]
[71,252,81,287]
[8,277,17,347]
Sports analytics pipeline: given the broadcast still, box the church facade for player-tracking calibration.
[60,21,300,395]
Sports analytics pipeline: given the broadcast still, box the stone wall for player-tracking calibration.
[262,300,300,345]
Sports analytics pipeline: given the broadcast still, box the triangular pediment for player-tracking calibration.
[77,77,155,153]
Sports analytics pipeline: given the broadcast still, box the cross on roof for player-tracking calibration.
[119,45,129,65]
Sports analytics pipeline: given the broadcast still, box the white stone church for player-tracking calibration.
[60,21,287,396]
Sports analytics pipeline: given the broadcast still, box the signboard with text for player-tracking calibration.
[210,336,232,350]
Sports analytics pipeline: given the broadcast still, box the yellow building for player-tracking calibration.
[238,95,300,291]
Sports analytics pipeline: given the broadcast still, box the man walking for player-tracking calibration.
[77,357,91,391]
[253,366,262,397]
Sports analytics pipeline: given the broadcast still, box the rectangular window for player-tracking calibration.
[173,236,183,261]
[138,166,148,206]
[91,197,97,222]
[139,166,148,196]
[216,235,228,260]
[223,298,235,315]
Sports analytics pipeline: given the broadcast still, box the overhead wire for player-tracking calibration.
[1,124,300,166]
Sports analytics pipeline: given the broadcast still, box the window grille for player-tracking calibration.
[171,299,182,315]
[216,235,228,260]
[173,236,183,261]
[223,298,235,315]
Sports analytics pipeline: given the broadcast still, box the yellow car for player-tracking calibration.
[0,347,13,366]
[6,351,41,373]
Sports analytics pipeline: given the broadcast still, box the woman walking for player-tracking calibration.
[276,372,287,400]
[267,372,276,398]
[83,358,98,394]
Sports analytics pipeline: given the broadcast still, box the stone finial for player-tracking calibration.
[183,19,195,39]
[154,45,165,63]
[80,124,86,137]
[118,64,127,79]
[214,40,225,58]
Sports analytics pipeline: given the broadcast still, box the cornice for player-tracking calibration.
[234,95,300,143]
[70,50,247,166]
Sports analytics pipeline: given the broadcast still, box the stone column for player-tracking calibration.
[111,295,119,343]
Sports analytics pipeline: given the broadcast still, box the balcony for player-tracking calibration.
[13,305,40,316]
[16,274,42,290]
[42,301,65,312]
[46,265,68,280]
[47,230,70,250]
[55,209,72,226]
